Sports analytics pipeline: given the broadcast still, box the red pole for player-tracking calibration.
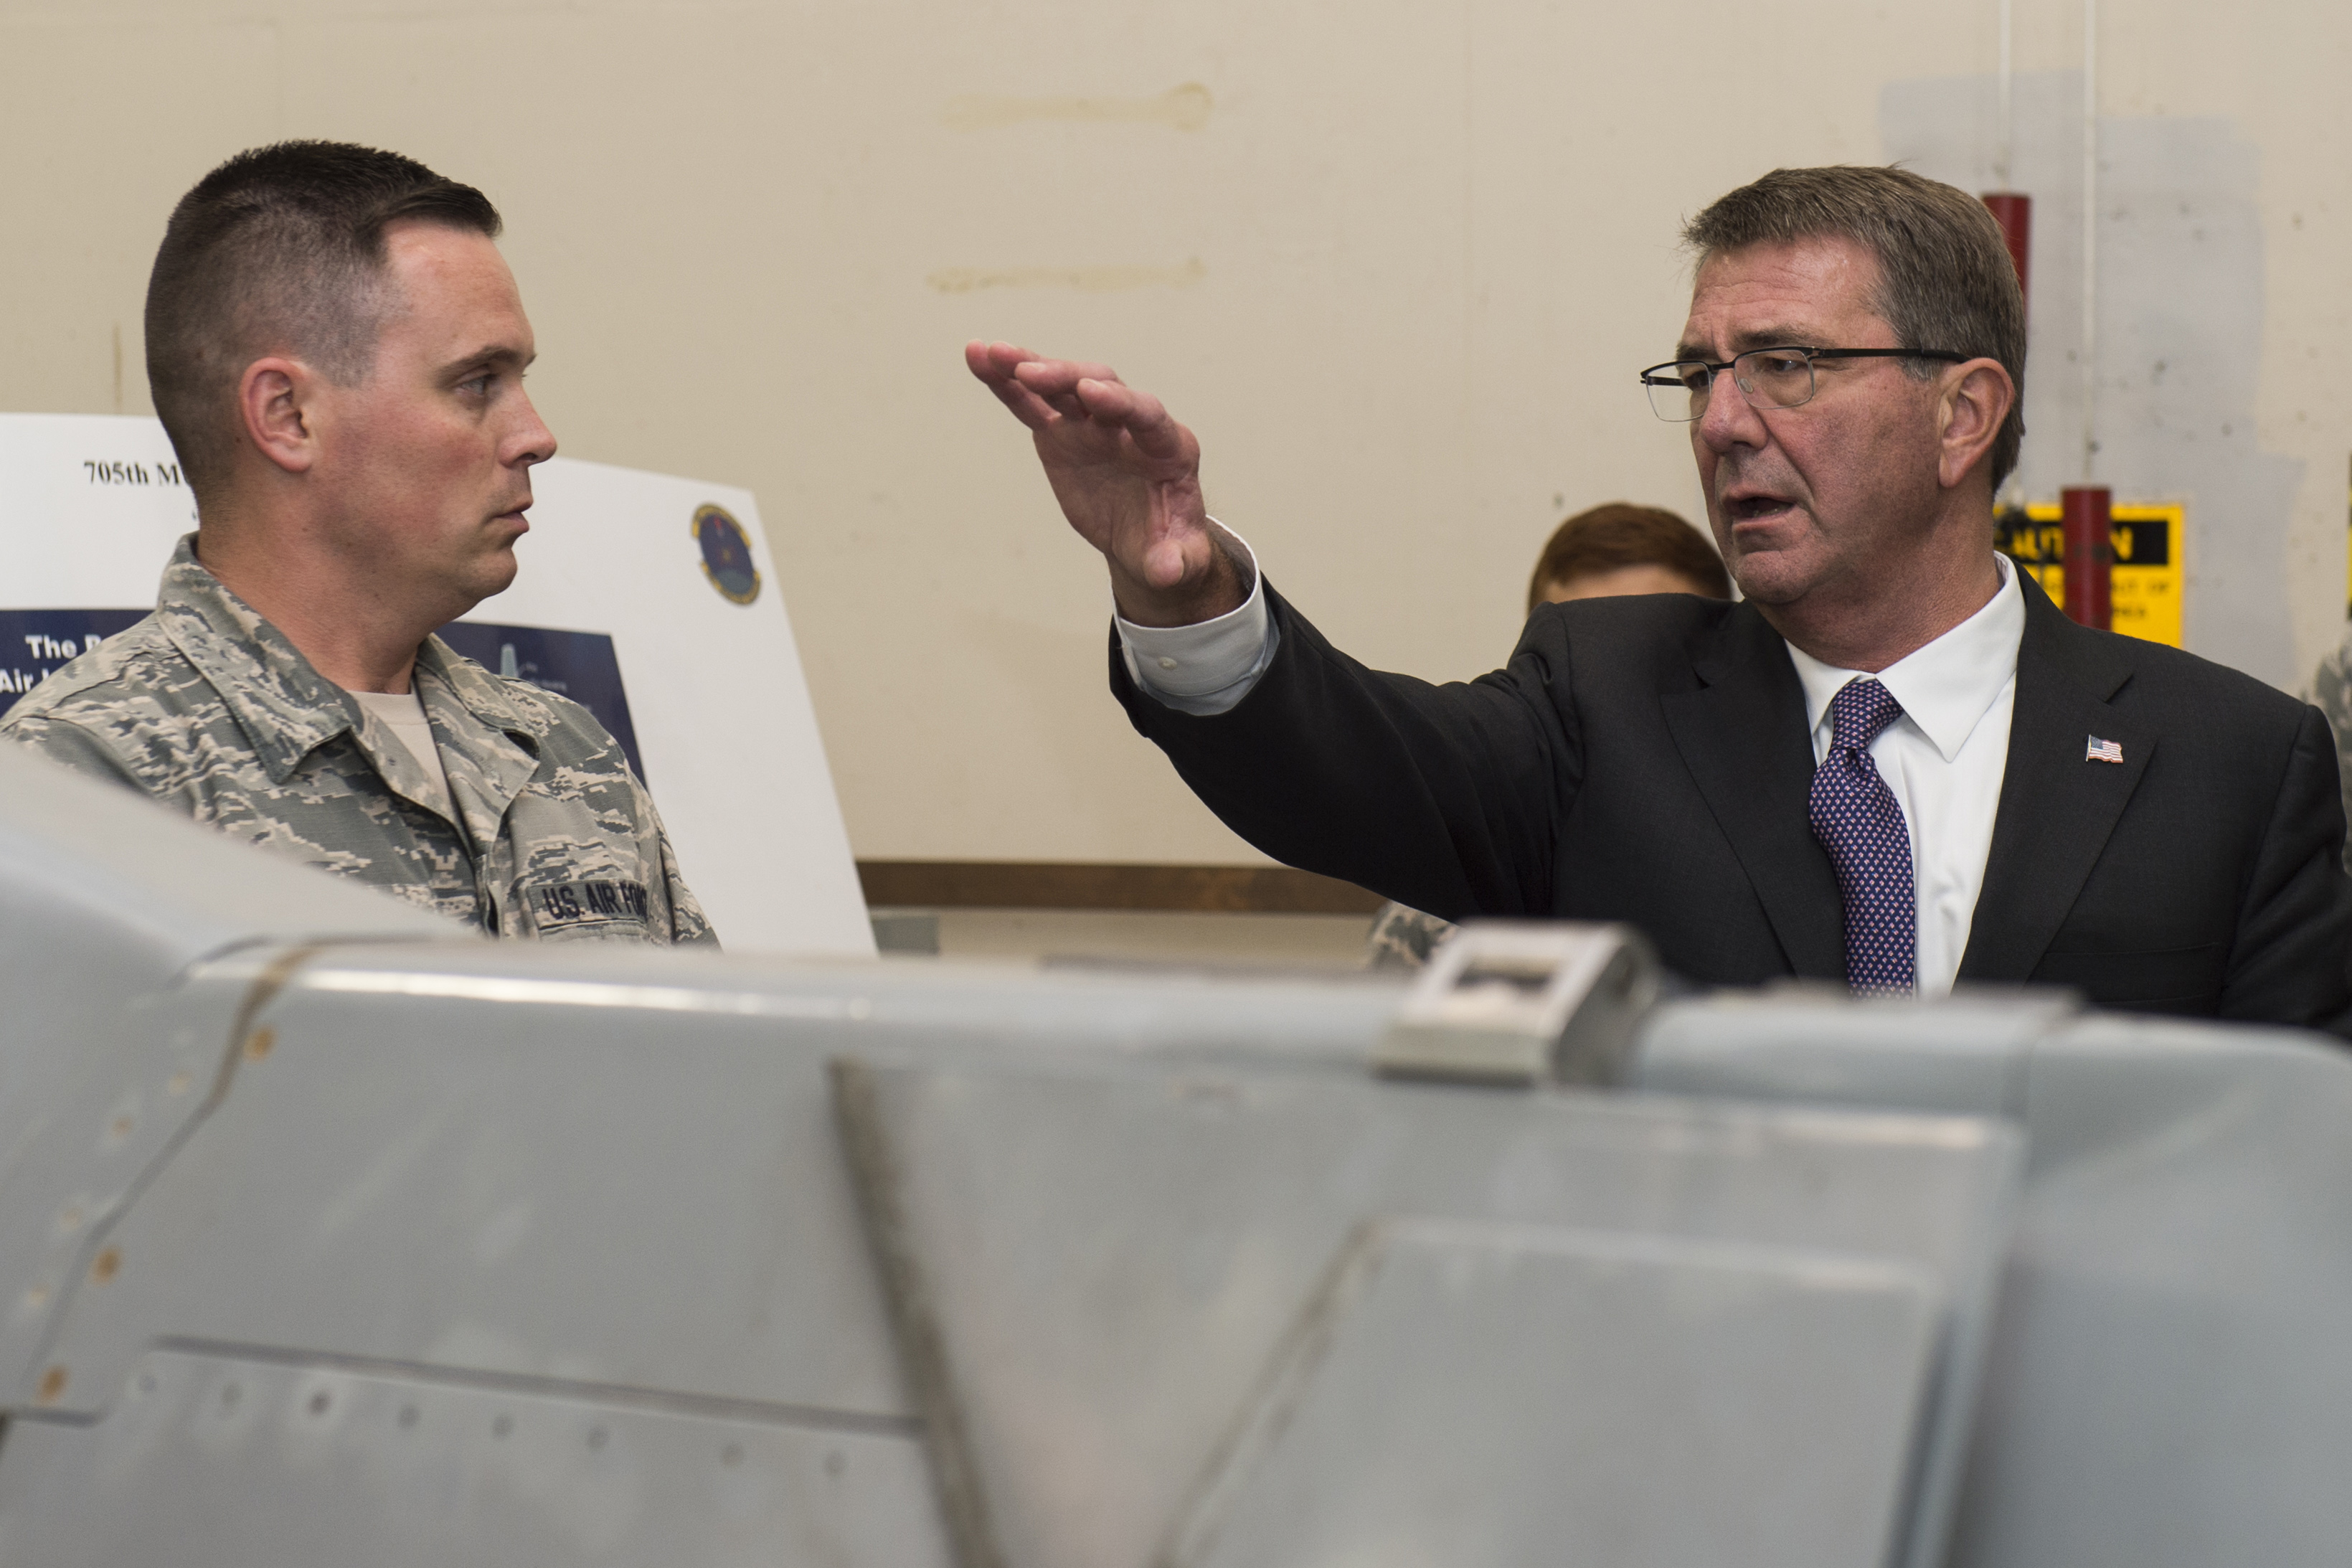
[1981,192,2032,317]
[2060,486,2112,630]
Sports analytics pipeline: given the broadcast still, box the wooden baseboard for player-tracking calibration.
[855,861,1384,915]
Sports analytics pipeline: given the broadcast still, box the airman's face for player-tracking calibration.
[308,219,556,621]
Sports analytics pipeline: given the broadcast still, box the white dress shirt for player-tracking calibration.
[1114,524,1280,715]
[1118,535,2026,996]
[1782,554,2023,996]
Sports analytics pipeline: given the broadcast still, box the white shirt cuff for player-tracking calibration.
[1115,523,1279,716]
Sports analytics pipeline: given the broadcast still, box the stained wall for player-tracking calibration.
[4,0,2343,862]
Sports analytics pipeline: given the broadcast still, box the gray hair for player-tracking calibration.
[1682,165,2026,488]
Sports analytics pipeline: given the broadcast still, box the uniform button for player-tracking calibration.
[1156,656,1179,670]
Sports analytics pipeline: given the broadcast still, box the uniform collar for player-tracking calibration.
[154,534,555,784]
[412,632,555,740]
[1785,553,2025,762]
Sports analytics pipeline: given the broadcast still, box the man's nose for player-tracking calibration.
[1694,366,1770,453]
[506,390,558,468]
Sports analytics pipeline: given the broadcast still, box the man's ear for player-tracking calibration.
[1935,358,2015,490]
[237,356,320,476]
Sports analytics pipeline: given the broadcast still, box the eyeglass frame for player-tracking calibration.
[1638,346,1972,422]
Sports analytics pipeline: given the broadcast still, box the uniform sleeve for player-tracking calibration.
[656,829,719,947]
[1,715,151,794]
[630,780,719,948]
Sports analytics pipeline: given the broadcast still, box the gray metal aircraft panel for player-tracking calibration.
[1634,993,2352,1567]
[0,747,456,1278]
[0,746,461,1406]
[836,1053,2021,1568]
[0,964,258,1409]
[1171,1219,1942,1568]
[0,742,455,1128]
[1635,987,2077,1116]
[0,1345,952,1567]
[34,944,1402,1427]
[1955,1015,2352,1568]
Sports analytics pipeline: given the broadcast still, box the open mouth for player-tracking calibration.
[1725,494,1795,525]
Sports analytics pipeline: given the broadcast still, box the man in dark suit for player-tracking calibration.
[965,166,2351,1029]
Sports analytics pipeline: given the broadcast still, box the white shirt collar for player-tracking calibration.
[1785,554,2025,762]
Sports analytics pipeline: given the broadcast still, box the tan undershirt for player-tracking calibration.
[349,687,456,819]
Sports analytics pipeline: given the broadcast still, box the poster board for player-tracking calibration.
[1996,503,2186,648]
[0,412,872,956]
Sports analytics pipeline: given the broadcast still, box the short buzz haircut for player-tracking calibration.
[1528,503,1730,613]
[145,141,503,501]
[1681,165,2027,488]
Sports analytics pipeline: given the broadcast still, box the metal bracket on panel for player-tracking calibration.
[1373,922,1661,1087]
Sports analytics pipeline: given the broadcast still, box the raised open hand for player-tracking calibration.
[965,341,1245,626]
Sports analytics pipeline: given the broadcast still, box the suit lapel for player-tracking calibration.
[1661,605,1846,979]
[1957,577,2152,983]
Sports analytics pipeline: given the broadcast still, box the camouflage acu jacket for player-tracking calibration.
[1,537,717,945]
[1364,899,1457,970]
[2315,625,2352,877]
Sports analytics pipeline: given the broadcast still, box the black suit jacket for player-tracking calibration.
[1115,573,2352,1030]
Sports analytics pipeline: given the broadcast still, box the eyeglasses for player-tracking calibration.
[1639,346,1969,422]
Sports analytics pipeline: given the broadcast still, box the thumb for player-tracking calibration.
[1140,534,1195,590]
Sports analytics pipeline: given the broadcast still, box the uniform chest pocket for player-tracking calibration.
[525,879,651,934]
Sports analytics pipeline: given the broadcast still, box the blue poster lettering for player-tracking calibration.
[0,610,149,718]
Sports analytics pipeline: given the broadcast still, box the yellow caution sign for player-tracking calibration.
[1995,503,2184,648]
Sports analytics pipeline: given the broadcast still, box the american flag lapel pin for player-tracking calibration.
[2086,735,2124,765]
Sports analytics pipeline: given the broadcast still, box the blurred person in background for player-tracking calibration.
[1367,504,1729,969]
[2309,628,2352,876]
[1526,502,1732,610]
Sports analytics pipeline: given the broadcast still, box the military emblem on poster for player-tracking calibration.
[691,503,761,605]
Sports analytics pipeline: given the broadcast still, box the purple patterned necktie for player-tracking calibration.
[1808,677,1915,996]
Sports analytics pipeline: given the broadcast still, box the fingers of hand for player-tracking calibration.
[963,341,1045,428]
[1068,379,1190,467]
[1014,359,1124,424]
[987,377,1060,430]
[970,346,1189,461]
[1013,354,1123,389]
[965,339,1040,381]
[1107,388,1192,463]
[1070,376,1145,425]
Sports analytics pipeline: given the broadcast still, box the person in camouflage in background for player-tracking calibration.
[1,142,714,945]
[2313,628,2352,878]
[1366,504,1729,970]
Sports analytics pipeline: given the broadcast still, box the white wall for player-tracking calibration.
[4,0,2345,863]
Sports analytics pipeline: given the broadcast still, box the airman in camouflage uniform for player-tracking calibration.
[2313,624,2352,877]
[1364,899,1457,970]
[3,537,715,945]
